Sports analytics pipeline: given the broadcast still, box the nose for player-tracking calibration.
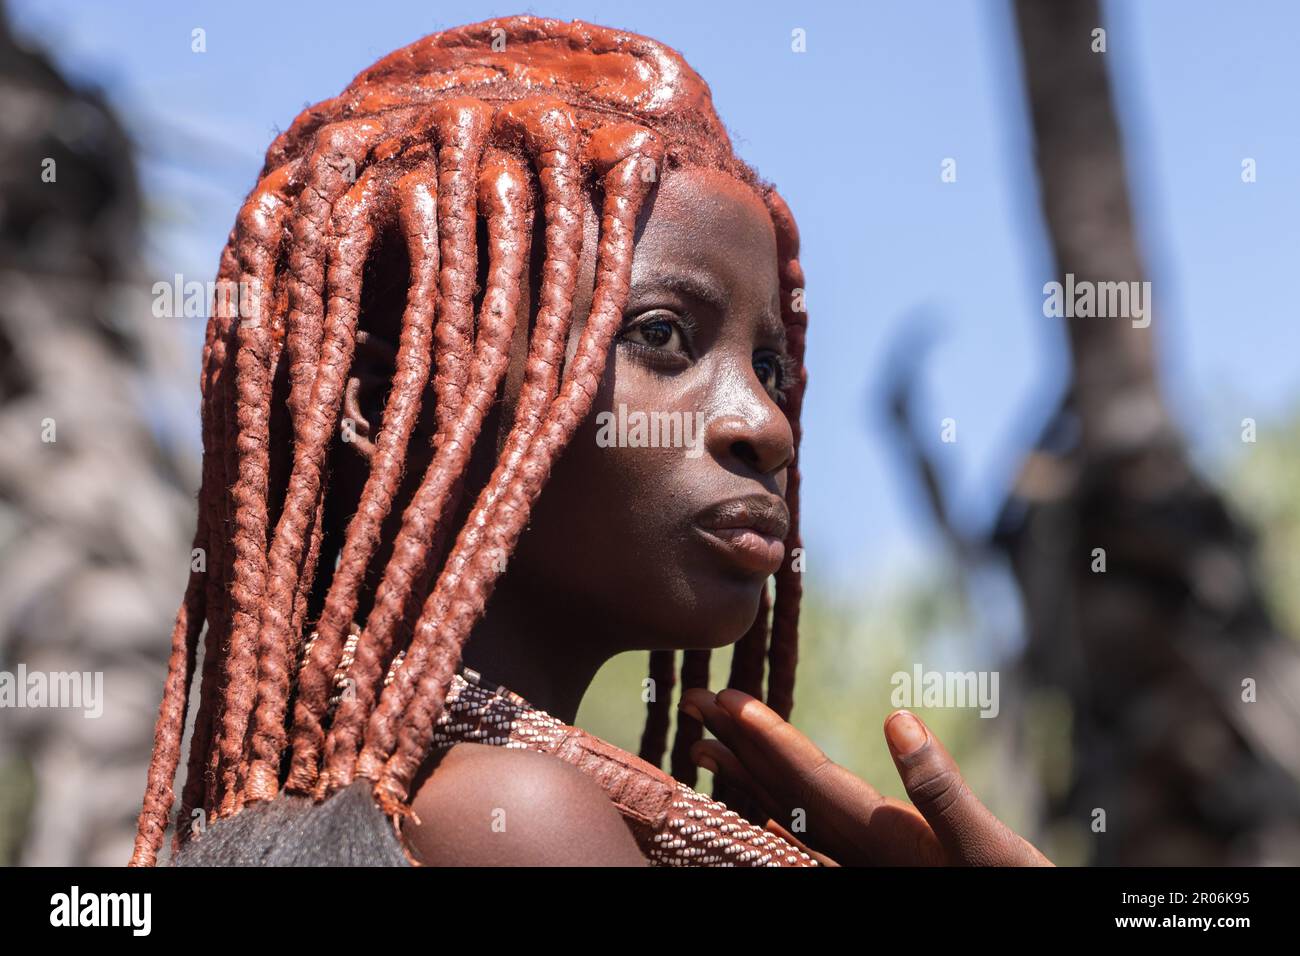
[704,391,795,477]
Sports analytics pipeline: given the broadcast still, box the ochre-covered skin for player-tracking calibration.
[130,15,810,868]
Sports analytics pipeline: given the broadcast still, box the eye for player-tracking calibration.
[753,350,794,404]
[618,311,694,355]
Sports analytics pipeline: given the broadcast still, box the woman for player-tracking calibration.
[130,15,1050,867]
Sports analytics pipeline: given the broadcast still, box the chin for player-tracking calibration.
[658,576,768,651]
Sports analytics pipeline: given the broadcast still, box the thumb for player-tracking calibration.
[884,710,1048,866]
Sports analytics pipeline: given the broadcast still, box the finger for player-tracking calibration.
[691,738,782,821]
[693,739,840,867]
[712,689,890,818]
[884,710,1051,866]
[682,688,843,811]
[681,689,805,824]
[679,688,786,786]
[685,688,936,865]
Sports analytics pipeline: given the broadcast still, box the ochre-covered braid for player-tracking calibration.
[283,157,442,793]
[362,127,665,817]
[668,649,712,787]
[763,191,808,723]
[637,650,677,768]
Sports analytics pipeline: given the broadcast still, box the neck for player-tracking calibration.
[460,588,611,725]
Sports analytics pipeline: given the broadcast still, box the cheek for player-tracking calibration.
[511,355,699,581]
[554,354,694,527]
[507,352,765,644]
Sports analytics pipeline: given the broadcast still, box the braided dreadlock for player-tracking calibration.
[130,14,810,867]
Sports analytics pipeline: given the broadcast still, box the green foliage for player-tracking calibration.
[0,755,35,866]
[1226,412,1300,641]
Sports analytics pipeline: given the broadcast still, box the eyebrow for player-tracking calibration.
[653,270,728,314]
[641,270,787,350]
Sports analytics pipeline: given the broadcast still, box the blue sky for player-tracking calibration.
[12,0,1298,593]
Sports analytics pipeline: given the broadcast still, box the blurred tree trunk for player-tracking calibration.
[998,0,1300,864]
[0,2,196,864]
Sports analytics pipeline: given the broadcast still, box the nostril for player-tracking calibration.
[707,413,793,476]
[731,440,759,471]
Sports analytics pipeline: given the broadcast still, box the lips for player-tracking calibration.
[693,494,790,576]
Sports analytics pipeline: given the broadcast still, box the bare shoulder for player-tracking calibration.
[401,742,648,866]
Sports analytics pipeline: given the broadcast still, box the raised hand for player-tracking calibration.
[679,688,1053,866]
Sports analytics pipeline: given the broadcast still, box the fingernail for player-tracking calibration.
[695,754,718,775]
[678,701,704,723]
[886,711,928,757]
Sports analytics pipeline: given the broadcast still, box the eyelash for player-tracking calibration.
[617,311,795,405]
[757,351,797,406]
[619,310,700,358]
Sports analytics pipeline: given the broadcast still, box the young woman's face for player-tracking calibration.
[504,165,794,652]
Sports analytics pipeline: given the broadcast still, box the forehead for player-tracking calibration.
[629,166,780,307]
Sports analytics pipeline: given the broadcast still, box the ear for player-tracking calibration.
[341,328,399,461]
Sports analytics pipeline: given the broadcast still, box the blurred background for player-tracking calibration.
[1,0,1298,865]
